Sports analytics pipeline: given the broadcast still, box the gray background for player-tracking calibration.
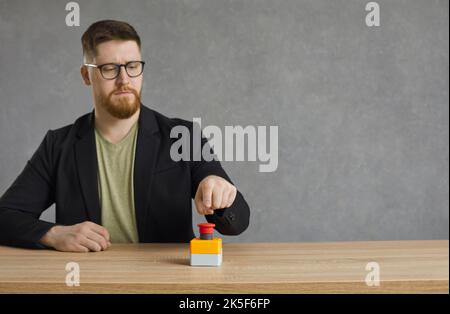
[0,0,448,242]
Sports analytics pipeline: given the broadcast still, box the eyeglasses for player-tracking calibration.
[84,61,145,80]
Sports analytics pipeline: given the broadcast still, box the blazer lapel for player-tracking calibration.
[74,111,101,224]
[133,105,160,241]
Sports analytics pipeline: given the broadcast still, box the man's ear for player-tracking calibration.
[80,66,91,86]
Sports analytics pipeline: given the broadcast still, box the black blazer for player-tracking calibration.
[0,105,250,248]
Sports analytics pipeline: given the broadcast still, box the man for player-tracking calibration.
[0,20,250,252]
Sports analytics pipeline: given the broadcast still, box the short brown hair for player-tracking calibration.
[81,20,141,61]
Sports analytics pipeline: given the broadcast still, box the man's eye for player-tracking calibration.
[103,66,116,72]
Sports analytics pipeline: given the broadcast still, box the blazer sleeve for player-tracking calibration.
[0,131,57,249]
[190,130,250,236]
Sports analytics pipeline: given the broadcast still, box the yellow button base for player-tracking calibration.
[190,238,222,254]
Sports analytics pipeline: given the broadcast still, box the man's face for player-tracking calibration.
[83,40,143,119]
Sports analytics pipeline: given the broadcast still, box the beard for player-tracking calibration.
[100,86,141,119]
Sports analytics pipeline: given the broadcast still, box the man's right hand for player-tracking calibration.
[39,221,111,252]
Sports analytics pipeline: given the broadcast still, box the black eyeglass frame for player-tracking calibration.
[84,61,145,80]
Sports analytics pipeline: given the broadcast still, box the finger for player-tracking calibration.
[212,186,223,209]
[202,181,214,208]
[202,203,214,215]
[87,222,110,242]
[227,187,237,207]
[79,236,102,252]
[86,230,109,250]
[220,188,229,209]
[72,244,90,253]
[195,196,207,215]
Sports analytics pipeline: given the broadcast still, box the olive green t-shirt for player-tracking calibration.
[95,122,139,243]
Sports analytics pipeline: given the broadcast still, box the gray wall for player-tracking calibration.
[0,0,448,242]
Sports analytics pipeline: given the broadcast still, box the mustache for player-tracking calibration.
[108,87,141,100]
[113,87,137,94]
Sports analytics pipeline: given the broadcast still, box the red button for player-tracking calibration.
[198,223,215,235]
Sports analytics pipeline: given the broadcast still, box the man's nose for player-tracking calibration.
[116,66,130,85]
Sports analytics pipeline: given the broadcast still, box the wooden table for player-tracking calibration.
[0,240,447,293]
